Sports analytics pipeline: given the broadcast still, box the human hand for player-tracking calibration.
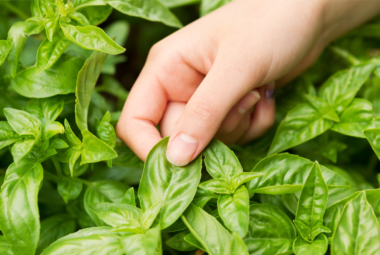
[117,0,380,166]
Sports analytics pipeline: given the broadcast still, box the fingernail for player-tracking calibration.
[265,82,275,104]
[238,89,261,114]
[166,133,198,166]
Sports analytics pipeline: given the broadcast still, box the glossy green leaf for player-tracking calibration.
[122,187,136,206]
[26,96,65,121]
[218,185,249,238]
[364,128,380,159]
[80,130,118,164]
[0,236,13,255]
[293,234,328,255]
[75,50,108,131]
[182,204,232,255]
[68,12,91,26]
[0,40,12,66]
[138,137,202,230]
[199,179,230,194]
[200,0,232,16]
[121,227,161,255]
[141,201,162,231]
[60,22,125,54]
[12,139,36,164]
[0,159,43,255]
[231,172,265,190]
[229,232,249,255]
[304,94,340,122]
[58,177,83,203]
[184,233,205,250]
[36,33,71,74]
[44,15,59,42]
[165,230,197,252]
[4,108,41,137]
[294,162,329,242]
[269,103,334,155]
[84,180,128,226]
[40,227,124,255]
[77,5,113,26]
[0,121,20,150]
[244,204,296,255]
[36,214,76,254]
[319,62,376,114]
[11,54,85,98]
[159,0,200,8]
[331,191,380,255]
[331,99,379,138]
[95,112,116,148]
[247,154,350,195]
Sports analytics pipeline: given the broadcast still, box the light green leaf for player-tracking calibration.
[165,230,197,252]
[184,233,205,251]
[0,236,13,255]
[12,139,36,164]
[363,128,380,159]
[229,232,249,255]
[58,177,83,203]
[269,103,334,155]
[96,112,116,148]
[80,130,118,164]
[200,0,232,16]
[304,94,340,122]
[218,185,249,238]
[121,227,161,255]
[141,201,162,231]
[122,187,136,206]
[293,234,328,255]
[0,40,12,66]
[4,108,41,137]
[26,96,65,121]
[75,50,108,131]
[182,204,232,255]
[247,154,350,195]
[60,22,125,54]
[77,5,113,26]
[199,179,230,194]
[0,159,43,255]
[331,191,380,255]
[138,137,202,230]
[11,54,85,98]
[44,14,59,42]
[68,12,91,26]
[231,172,264,190]
[244,204,296,255]
[0,121,20,150]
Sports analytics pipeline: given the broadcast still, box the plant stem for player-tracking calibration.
[79,179,93,187]
[44,171,59,183]
[51,157,63,177]
[329,46,361,66]
[3,2,29,20]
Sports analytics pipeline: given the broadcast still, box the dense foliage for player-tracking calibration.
[0,0,380,254]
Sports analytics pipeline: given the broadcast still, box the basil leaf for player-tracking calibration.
[121,227,161,255]
[77,6,113,26]
[26,96,65,121]
[36,33,71,74]
[294,162,330,242]
[319,62,377,114]
[12,139,36,164]
[60,22,125,54]
[165,230,197,252]
[293,234,328,255]
[57,177,83,203]
[84,180,128,226]
[203,139,243,179]
[40,227,124,255]
[80,130,118,164]
[122,187,136,206]
[231,172,264,190]
[95,112,116,148]
[200,0,232,16]
[331,191,380,255]
[269,103,334,155]
[182,204,232,255]
[141,201,162,231]
[0,236,13,255]
[363,128,380,159]
[184,233,205,250]
[218,185,249,238]
[75,50,108,131]
[44,15,60,42]
[247,154,350,195]
[0,159,43,255]
[36,214,76,254]
[96,75,129,100]
[303,94,340,122]
[0,121,20,150]
[4,108,41,137]
[229,232,249,255]
[138,137,202,230]
[199,179,230,194]
[244,204,296,255]
[0,40,12,66]
[68,13,91,26]
[11,54,85,98]
[157,0,201,8]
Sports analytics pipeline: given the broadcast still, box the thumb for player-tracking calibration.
[165,60,265,166]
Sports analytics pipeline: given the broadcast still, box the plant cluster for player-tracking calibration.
[0,0,380,255]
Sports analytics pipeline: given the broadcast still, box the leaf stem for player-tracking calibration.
[2,2,29,20]
[78,178,92,186]
[44,171,59,183]
[51,157,63,177]
[329,46,361,66]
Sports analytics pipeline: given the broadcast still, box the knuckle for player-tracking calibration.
[188,98,218,123]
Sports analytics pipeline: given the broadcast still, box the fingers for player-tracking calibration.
[237,83,276,144]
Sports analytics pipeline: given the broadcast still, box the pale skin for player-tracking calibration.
[117,0,380,166]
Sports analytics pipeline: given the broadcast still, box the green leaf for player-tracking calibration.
[304,94,340,122]
[218,185,249,238]
[331,191,380,255]
[58,177,83,203]
[64,119,81,146]
[244,204,296,255]
[80,130,118,164]
[199,179,230,194]
[36,214,76,254]
[44,14,60,42]
[0,40,12,66]
[26,96,65,121]
[40,227,124,255]
[229,232,249,255]
[0,159,43,255]
[68,13,91,26]
[293,234,328,255]
[11,54,85,98]
[75,50,108,131]
[184,233,205,251]
[363,128,380,159]
[0,236,13,255]
[159,0,201,8]
[60,22,125,54]
[331,99,379,138]
[11,139,36,164]
[96,75,129,99]
[4,108,41,137]
[77,5,113,26]
[121,227,161,255]
[0,121,20,150]
[268,103,334,155]
[84,180,128,226]
[319,62,377,114]
[165,230,197,252]
[294,162,329,242]
[203,139,243,180]
[200,0,232,16]
[247,154,350,195]
[138,137,202,230]
[95,112,116,148]
[36,33,71,74]
[231,172,264,190]
[182,204,232,255]
[122,187,136,206]
[141,201,162,231]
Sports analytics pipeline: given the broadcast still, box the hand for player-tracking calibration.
[117,0,380,166]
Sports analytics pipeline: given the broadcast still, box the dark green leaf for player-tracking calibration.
[293,234,328,255]
[165,230,197,252]
[58,177,83,203]
[363,128,380,159]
